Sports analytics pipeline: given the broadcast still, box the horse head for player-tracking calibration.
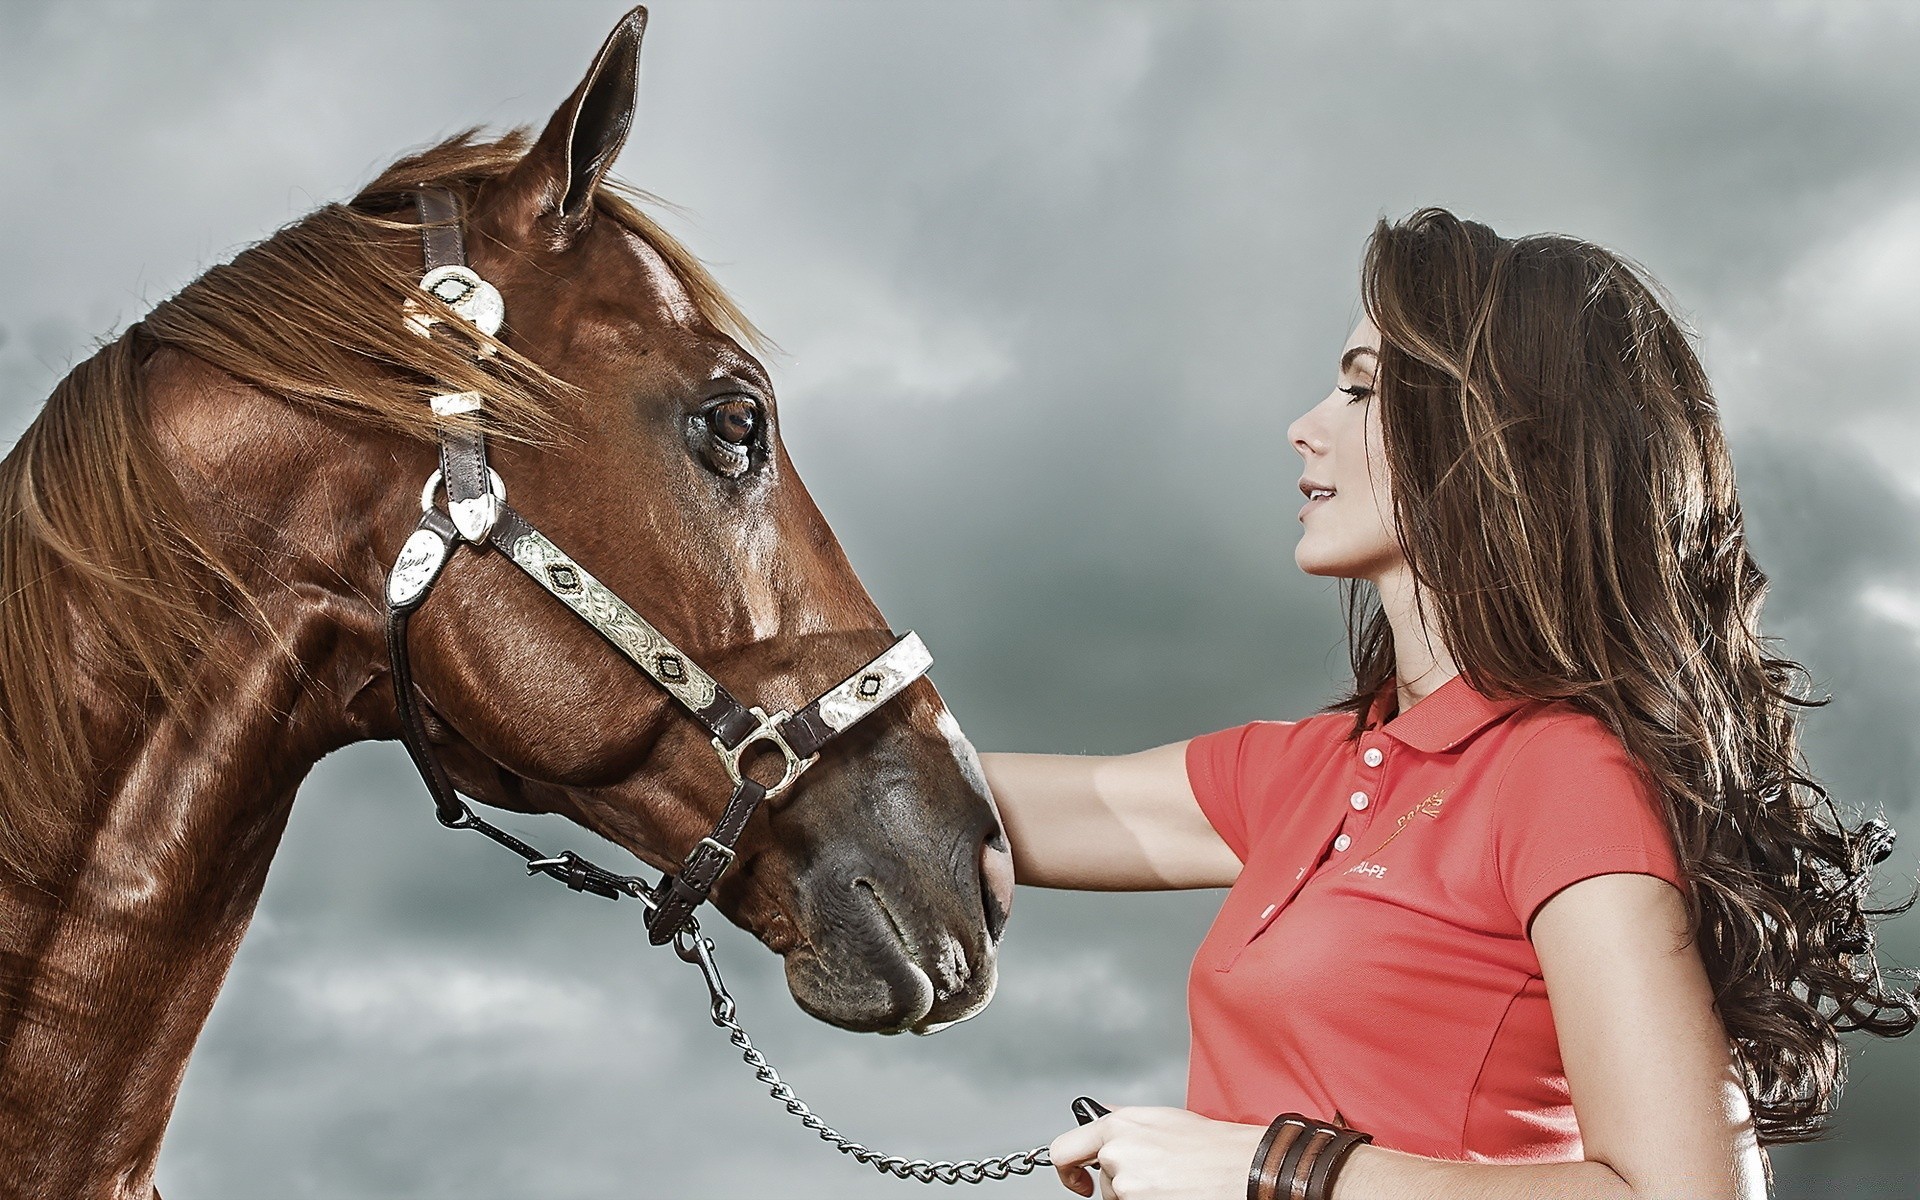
[372,10,1012,1034]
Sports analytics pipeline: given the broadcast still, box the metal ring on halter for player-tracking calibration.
[711,707,817,801]
[419,467,506,514]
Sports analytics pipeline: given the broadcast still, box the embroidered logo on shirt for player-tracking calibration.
[1350,788,1448,867]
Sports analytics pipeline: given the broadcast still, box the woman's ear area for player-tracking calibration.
[493,5,647,247]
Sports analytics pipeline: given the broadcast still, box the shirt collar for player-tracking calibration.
[1364,673,1531,753]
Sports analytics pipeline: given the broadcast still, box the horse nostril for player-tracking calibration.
[979,832,1014,943]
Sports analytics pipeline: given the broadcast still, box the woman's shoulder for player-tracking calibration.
[1479,699,1686,923]
[1240,705,1357,740]
[1493,700,1653,787]
[1182,707,1358,862]
[1196,708,1355,766]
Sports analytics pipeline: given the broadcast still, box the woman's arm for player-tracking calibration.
[1048,873,1766,1199]
[982,745,1241,890]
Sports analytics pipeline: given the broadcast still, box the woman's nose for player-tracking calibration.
[1288,401,1327,459]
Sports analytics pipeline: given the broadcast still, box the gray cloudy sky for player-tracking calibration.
[5,1,1919,1196]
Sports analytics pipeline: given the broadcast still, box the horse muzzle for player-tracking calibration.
[774,763,1012,1034]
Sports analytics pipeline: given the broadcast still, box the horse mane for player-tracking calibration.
[0,129,766,882]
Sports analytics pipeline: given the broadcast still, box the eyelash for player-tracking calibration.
[1340,385,1373,404]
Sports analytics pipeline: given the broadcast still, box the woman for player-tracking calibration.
[988,209,1916,1199]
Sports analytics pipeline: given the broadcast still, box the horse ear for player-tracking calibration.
[498,6,647,243]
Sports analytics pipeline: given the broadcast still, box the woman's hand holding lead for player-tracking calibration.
[1048,1106,1267,1199]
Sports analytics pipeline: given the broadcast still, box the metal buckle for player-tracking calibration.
[420,466,507,513]
[694,836,737,868]
[711,706,817,801]
[419,466,507,543]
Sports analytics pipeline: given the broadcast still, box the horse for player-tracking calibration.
[0,9,1014,1195]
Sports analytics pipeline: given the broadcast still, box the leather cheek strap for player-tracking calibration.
[417,188,465,272]
[644,778,768,945]
[386,507,464,827]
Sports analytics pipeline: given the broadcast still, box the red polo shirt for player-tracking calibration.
[1184,674,1685,1162]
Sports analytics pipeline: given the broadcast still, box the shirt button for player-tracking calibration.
[1333,833,1352,852]
[1362,747,1384,767]
[1349,791,1370,811]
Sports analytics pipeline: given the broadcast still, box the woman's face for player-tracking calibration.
[1288,316,1405,584]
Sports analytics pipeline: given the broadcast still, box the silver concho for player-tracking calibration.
[449,494,502,544]
[388,527,451,608]
[404,265,506,353]
[816,633,932,732]
[420,467,507,545]
[509,531,721,712]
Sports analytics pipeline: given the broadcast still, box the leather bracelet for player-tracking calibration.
[1248,1113,1373,1200]
[1247,1115,1302,1200]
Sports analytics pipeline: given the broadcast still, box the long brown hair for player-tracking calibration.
[1334,206,1916,1143]
[0,129,761,883]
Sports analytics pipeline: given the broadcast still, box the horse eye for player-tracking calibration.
[706,399,758,446]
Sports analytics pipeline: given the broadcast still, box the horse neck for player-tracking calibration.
[0,353,398,1197]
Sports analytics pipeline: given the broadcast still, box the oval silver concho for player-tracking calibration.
[388,527,452,609]
[403,265,506,351]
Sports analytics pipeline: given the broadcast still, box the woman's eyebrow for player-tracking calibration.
[1341,346,1379,372]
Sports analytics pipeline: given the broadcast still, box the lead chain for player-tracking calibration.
[675,925,1054,1185]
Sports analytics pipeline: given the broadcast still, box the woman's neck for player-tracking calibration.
[1372,562,1460,715]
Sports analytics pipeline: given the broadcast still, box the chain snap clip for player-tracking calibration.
[673,922,737,1024]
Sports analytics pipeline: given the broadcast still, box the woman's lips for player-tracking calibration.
[1298,492,1335,521]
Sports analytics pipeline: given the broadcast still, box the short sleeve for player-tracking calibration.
[1185,720,1318,863]
[1494,716,1687,934]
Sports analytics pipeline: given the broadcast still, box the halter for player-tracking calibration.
[384,188,932,946]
